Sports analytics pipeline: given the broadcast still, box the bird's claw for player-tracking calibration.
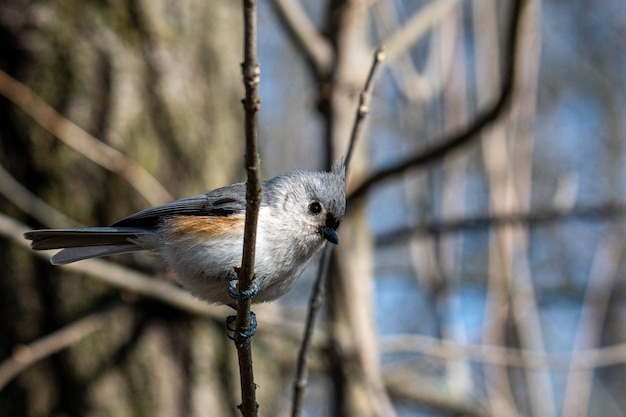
[226,311,257,345]
[226,272,259,344]
[228,278,260,301]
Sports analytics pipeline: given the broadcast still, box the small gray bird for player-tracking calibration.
[25,163,346,305]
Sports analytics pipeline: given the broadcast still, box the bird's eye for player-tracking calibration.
[308,201,322,215]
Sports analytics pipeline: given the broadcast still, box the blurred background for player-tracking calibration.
[1,0,625,416]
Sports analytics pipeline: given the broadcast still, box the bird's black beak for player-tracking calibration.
[320,226,339,244]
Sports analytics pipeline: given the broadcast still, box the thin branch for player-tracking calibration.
[375,202,626,246]
[373,0,459,104]
[0,70,173,206]
[348,0,525,201]
[290,246,332,417]
[380,333,626,371]
[0,303,128,390]
[562,235,622,417]
[381,0,462,64]
[478,0,552,412]
[384,370,491,417]
[0,163,81,228]
[234,0,262,416]
[290,47,384,417]
[345,47,385,169]
[270,0,334,77]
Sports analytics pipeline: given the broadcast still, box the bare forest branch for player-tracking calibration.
[234,0,262,415]
[381,0,462,64]
[384,372,491,417]
[380,333,626,371]
[290,47,385,417]
[373,0,459,104]
[345,48,386,169]
[0,70,173,206]
[0,303,129,390]
[0,163,81,228]
[270,0,334,77]
[562,235,622,416]
[290,246,332,417]
[375,202,626,247]
[348,0,525,201]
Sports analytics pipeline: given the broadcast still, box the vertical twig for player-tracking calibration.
[344,48,386,169]
[562,235,622,417]
[235,0,261,416]
[290,48,384,417]
[290,246,332,417]
[479,0,552,415]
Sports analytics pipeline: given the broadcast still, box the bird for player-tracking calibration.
[24,163,346,305]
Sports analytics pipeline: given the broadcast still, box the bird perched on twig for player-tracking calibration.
[25,162,346,305]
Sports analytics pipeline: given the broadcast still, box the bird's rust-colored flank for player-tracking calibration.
[165,214,246,238]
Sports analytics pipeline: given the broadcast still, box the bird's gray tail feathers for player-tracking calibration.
[24,227,155,265]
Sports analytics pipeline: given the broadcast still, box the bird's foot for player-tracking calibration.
[226,311,257,345]
[228,278,260,301]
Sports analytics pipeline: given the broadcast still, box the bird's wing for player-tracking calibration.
[112,183,248,228]
[23,183,250,265]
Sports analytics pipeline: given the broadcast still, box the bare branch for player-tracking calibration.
[0,303,128,390]
[562,235,622,416]
[384,370,491,417]
[0,163,80,228]
[291,47,385,417]
[381,0,462,64]
[345,47,385,169]
[349,0,525,201]
[270,0,334,77]
[373,1,459,103]
[234,0,262,415]
[0,70,173,206]
[380,333,626,371]
[375,202,626,246]
[290,246,332,417]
